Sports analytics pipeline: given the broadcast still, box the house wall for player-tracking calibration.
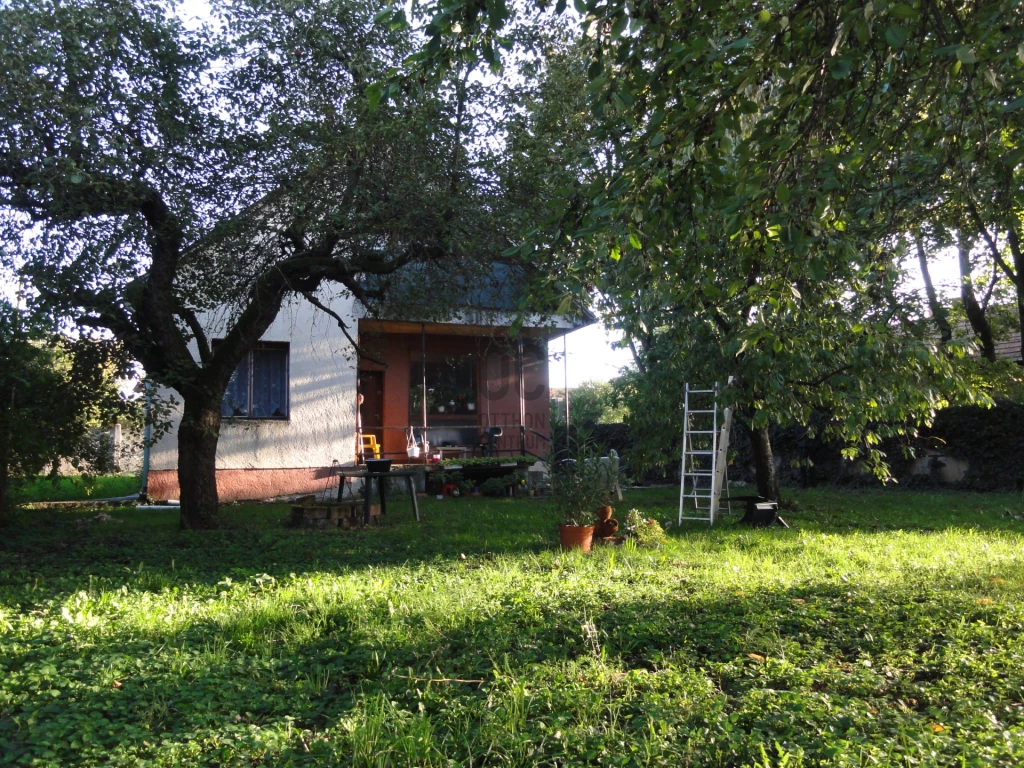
[147,290,359,501]
[149,302,560,500]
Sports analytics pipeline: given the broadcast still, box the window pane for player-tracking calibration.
[410,355,476,416]
[251,347,288,418]
[221,354,251,417]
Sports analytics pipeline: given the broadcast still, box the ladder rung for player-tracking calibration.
[688,450,714,455]
[687,409,715,414]
[687,389,716,393]
[685,471,714,476]
[687,430,716,435]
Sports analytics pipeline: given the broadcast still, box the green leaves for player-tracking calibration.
[884,24,907,49]
[1003,95,1024,113]
[365,81,383,110]
[830,57,852,79]
[955,45,977,64]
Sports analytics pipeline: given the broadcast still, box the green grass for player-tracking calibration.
[11,474,140,504]
[2,486,1024,766]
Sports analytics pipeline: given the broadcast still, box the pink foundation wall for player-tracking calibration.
[148,467,334,503]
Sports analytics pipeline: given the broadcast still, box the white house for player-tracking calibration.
[147,273,590,502]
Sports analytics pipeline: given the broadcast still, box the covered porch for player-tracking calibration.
[355,319,561,463]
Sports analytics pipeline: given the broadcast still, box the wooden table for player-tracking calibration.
[335,467,420,525]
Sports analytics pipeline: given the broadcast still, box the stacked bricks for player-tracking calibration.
[290,499,380,529]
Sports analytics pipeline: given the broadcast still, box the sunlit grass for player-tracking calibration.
[2,487,1024,766]
[11,474,141,504]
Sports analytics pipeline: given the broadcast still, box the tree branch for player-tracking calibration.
[964,196,1018,283]
[793,363,854,389]
[914,234,952,344]
[298,290,386,367]
[176,306,212,364]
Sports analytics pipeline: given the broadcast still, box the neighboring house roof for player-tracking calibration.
[995,331,1022,363]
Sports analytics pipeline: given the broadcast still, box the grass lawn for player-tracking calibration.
[11,475,141,505]
[3,487,1024,766]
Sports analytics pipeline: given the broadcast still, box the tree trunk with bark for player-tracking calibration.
[1009,228,1024,364]
[751,424,780,502]
[0,370,12,526]
[177,397,222,530]
[0,454,9,528]
[958,235,997,361]
[916,236,952,344]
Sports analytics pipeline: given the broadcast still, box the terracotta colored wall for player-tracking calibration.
[480,339,549,455]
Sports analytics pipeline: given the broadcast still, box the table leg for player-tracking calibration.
[407,476,420,522]
[378,477,387,517]
[363,477,372,526]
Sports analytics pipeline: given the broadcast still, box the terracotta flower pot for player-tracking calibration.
[559,524,595,553]
[596,505,614,522]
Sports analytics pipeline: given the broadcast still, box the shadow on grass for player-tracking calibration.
[3,562,1024,766]
[5,486,1024,608]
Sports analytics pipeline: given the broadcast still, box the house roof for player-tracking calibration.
[360,259,596,333]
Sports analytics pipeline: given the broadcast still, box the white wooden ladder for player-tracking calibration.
[678,380,733,526]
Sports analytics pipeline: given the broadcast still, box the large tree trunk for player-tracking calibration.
[1009,228,1024,364]
[0,454,9,528]
[177,397,222,530]
[958,234,997,361]
[751,425,780,502]
[1,373,12,526]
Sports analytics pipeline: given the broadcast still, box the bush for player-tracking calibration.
[479,476,511,497]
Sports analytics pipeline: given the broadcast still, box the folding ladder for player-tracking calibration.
[678,381,733,526]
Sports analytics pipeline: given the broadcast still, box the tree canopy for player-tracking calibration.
[389,0,1024,496]
[1,0,521,526]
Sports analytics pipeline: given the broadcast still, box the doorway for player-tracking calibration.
[358,371,384,457]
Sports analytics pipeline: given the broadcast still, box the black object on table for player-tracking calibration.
[335,466,420,525]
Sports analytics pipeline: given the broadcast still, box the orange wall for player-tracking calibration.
[358,332,550,459]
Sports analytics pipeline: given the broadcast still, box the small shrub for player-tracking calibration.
[624,508,667,548]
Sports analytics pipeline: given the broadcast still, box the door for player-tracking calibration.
[358,371,384,456]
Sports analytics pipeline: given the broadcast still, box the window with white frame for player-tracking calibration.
[220,342,290,419]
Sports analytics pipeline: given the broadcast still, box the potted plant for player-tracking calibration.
[550,431,605,552]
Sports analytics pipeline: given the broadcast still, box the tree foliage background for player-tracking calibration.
[0,299,138,523]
